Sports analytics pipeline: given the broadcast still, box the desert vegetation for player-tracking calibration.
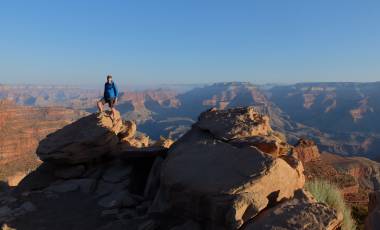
[305,180,357,230]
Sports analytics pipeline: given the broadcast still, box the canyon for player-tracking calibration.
[0,107,349,230]
[1,82,379,161]
[0,99,86,183]
[1,82,380,227]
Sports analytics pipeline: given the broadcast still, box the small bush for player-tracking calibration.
[305,180,357,230]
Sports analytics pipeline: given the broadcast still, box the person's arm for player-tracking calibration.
[113,82,119,101]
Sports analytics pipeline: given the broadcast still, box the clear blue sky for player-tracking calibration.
[0,0,379,85]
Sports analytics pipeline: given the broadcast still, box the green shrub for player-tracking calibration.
[305,180,357,230]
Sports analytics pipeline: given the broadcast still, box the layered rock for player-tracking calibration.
[151,107,306,229]
[304,152,380,206]
[0,101,85,181]
[196,107,272,140]
[293,139,321,163]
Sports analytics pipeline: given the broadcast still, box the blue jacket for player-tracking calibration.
[104,81,119,99]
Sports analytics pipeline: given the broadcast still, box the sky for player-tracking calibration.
[0,0,379,85]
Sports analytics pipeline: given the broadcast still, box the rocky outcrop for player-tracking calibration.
[244,189,343,230]
[150,107,306,229]
[197,107,272,140]
[2,107,344,230]
[37,110,153,165]
[304,152,380,207]
[197,107,290,157]
[153,137,174,149]
[36,111,125,164]
[293,139,321,163]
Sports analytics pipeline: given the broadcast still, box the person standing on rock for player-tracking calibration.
[97,75,119,120]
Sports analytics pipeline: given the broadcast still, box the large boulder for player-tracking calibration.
[151,107,305,229]
[37,111,124,164]
[244,189,343,230]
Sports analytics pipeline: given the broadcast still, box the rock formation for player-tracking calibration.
[292,139,321,163]
[304,151,380,207]
[3,82,380,160]
[150,107,340,229]
[36,111,125,164]
[1,107,344,230]
[244,189,343,230]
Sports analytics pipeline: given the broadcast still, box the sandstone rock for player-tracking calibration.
[366,191,380,230]
[98,191,137,209]
[136,201,151,215]
[197,106,272,140]
[111,146,168,159]
[151,121,304,229]
[102,164,133,183]
[138,219,156,230]
[119,120,137,139]
[74,179,97,193]
[6,172,27,187]
[20,201,36,212]
[95,180,130,197]
[244,189,343,230]
[293,139,321,163]
[121,134,150,148]
[47,181,79,193]
[54,165,86,179]
[154,137,174,149]
[229,135,289,157]
[170,220,202,230]
[47,179,96,194]
[144,157,164,200]
[1,224,16,230]
[36,111,124,164]
[101,209,119,217]
[118,208,138,219]
[15,163,57,192]
[0,196,17,206]
[0,205,11,218]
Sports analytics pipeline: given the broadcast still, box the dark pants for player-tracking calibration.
[100,98,116,108]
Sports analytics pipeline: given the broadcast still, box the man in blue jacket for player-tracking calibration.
[97,75,119,119]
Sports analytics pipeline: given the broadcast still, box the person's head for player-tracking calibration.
[106,75,112,83]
